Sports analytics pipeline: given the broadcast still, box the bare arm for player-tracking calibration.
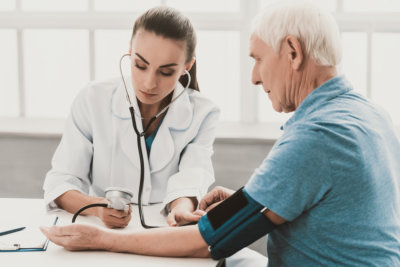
[41,224,210,258]
[105,225,209,257]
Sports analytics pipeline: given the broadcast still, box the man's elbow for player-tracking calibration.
[263,209,286,225]
[188,246,211,258]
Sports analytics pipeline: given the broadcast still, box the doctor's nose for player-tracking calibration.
[143,71,157,90]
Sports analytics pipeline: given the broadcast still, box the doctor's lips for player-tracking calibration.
[139,90,158,97]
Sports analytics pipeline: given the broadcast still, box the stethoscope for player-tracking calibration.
[72,53,191,229]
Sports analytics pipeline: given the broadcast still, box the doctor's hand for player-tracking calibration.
[198,186,235,212]
[95,199,132,229]
[40,224,107,251]
[167,197,202,226]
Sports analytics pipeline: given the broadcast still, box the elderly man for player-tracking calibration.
[42,1,400,266]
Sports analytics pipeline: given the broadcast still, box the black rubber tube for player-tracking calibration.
[72,203,108,223]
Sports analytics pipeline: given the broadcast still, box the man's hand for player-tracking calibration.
[166,197,202,226]
[198,186,235,212]
[40,224,106,251]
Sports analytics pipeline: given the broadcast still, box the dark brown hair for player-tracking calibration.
[131,6,199,91]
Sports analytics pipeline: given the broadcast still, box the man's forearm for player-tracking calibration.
[103,225,210,257]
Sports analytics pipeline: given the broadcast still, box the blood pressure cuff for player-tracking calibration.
[197,187,276,260]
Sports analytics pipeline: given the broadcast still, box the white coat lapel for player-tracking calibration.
[149,82,193,173]
[149,120,174,173]
[111,81,145,172]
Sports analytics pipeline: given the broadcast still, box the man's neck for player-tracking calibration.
[294,63,338,109]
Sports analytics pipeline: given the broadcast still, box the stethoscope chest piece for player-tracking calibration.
[105,187,133,211]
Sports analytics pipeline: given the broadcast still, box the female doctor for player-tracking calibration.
[43,6,220,228]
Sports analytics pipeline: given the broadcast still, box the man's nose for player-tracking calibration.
[251,67,262,86]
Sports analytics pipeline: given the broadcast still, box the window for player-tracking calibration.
[94,30,131,80]
[21,0,88,11]
[166,0,240,13]
[344,0,400,13]
[1,0,400,133]
[23,30,89,117]
[0,0,15,11]
[0,29,19,116]
[371,33,400,123]
[196,31,240,121]
[94,0,160,12]
[340,32,368,96]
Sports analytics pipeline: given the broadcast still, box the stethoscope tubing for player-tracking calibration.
[72,55,190,227]
[121,53,191,228]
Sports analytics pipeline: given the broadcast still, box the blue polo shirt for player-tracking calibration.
[245,76,400,266]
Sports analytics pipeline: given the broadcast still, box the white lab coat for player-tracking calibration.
[43,78,220,214]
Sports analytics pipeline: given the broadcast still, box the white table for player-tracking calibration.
[0,198,218,267]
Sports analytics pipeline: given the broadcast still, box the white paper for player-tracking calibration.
[0,215,57,249]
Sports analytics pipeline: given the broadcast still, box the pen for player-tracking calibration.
[0,227,26,236]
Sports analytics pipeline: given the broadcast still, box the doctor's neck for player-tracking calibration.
[137,92,173,119]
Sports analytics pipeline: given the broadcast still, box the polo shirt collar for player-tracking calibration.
[281,75,352,130]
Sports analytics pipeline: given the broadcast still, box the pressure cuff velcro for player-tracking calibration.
[198,187,276,260]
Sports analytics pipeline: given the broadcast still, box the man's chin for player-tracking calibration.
[271,103,282,113]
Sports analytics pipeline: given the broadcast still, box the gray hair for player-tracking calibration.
[251,1,342,66]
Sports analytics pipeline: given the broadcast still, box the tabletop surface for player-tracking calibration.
[0,198,217,267]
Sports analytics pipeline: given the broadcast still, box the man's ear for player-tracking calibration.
[282,35,303,70]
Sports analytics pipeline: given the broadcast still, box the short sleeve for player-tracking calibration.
[245,129,332,221]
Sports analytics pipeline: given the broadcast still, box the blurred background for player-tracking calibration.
[1,0,400,255]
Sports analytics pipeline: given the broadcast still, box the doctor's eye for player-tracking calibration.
[159,70,174,77]
[135,64,146,70]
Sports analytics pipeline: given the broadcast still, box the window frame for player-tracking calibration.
[0,0,399,138]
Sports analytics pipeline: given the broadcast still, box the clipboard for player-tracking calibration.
[0,216,58,252]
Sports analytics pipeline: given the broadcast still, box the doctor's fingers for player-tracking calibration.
[193,209,206,216]
[104,213,131,228]
[167,210,201,226]
[199,186,233,210]
[166,212,177,226]
[204,201,223,212]
[104,207,131,218]
[176,213,201,226]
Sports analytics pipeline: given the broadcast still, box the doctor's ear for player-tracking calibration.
[183,57,196,75]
